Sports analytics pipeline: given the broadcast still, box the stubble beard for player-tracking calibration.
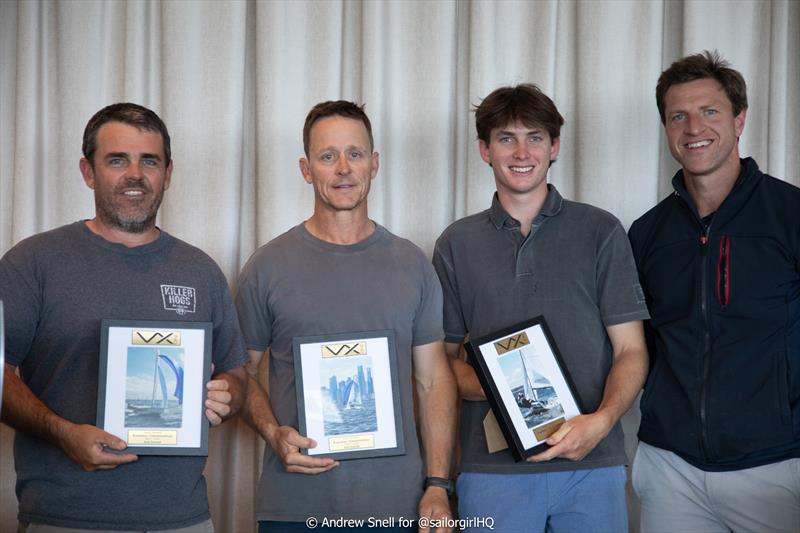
[95,180,165,234]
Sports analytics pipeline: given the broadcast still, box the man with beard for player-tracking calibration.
[0,103,248,531]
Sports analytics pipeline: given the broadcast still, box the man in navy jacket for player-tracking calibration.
[629,50,800,532]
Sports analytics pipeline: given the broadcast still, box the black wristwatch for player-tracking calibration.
[423,476,454,496]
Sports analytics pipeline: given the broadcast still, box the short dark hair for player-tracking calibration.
[475,84,564,144]
[656,50,748,124]
[303,100,374,157]
[82,103,171,165]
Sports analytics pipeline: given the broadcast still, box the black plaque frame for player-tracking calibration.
[293,329,405,461]
[465,316,585,461]
[97,319,212,456]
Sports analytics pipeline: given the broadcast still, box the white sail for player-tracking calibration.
[342,377,362,409]
[519,352,538,402]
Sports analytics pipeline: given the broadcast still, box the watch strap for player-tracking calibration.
[423,476,453,495]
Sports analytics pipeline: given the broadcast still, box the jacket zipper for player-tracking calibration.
[675,190,716,461]
[699,228,712,461]
[716,236,730,306]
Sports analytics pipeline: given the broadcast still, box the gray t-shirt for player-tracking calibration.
[0,222,247,530]
[433,187,649,474]
[235,223,444,522]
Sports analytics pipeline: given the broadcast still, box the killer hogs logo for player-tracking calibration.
[161,284,197,315]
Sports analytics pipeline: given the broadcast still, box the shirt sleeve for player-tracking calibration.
[597,221,650,326]
[233,251,273,352]
[410,259,445,347]
[0,242,42,367]
[208,264,248,374]
[432,235,467,344]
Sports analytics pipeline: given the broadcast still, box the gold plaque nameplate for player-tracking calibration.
[533,417,565,441]
[128,429,178,445]
[494,331,530,355]
[328,434,375,451]
[321,341,367,358]
[132,330,182,346]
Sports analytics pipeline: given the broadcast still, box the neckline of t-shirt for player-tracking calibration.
[76,220,172,255]
[297,222,386,253]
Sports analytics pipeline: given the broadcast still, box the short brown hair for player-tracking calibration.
[302,100,374,157]
[475,84,564,144]
[83,103,171,165]
[656,50,748,124]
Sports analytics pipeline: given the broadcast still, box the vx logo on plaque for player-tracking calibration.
[132,330,182,346]
[322,342,367,358]
[494,332,530,355]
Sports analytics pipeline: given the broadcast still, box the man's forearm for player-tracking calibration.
[240,375,281,445]
[593,321,649,427]
[450,357,486,401]
[595,345,648,428]
[2,364,73,446]
[239,350,281,443]
[416,370,458,477]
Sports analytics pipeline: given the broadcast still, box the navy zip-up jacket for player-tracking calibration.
[629,157,800,471]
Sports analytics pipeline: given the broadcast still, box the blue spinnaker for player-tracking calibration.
[157,365,169,408]
[158,354,184,405]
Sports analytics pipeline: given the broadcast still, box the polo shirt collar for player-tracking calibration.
[489,184,564,230]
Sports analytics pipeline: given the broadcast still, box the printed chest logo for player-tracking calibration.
[160,285,197,315]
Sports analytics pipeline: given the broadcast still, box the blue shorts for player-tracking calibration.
[456,466,627,533]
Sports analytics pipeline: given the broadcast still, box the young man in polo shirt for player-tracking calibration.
[433,84,649,532]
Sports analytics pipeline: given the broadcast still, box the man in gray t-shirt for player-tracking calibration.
[432,85,649,532]
[235,101,457,532]
[0,103,248,531]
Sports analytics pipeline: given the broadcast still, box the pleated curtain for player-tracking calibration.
[1,1,798,532]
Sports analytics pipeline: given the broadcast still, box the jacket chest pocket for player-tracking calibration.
[719,235,796,314]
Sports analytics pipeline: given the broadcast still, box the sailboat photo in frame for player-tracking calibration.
[465,316,585,461]
[124,346,185,429]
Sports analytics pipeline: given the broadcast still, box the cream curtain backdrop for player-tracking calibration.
[0,0,798,531]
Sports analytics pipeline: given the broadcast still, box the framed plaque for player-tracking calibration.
[293,330,405,460]
[465,316,584,461]
[97,319,212,456]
